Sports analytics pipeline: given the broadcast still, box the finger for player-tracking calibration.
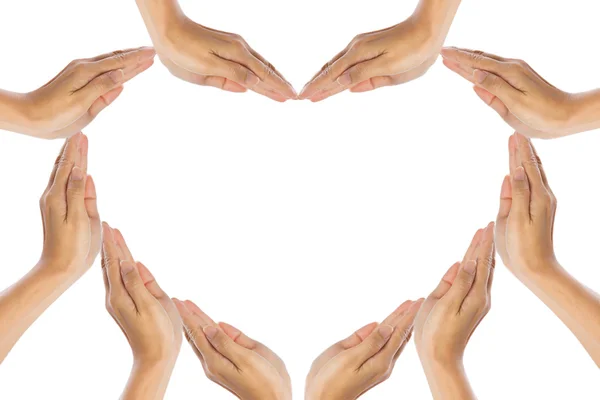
[335,57,387,91]
[530,141,552,194]
[301,46,352,96]
[472,86,516,124]
[183,300,217,327]
[468,223,495,301]
[215,58,288,102]
[514,133,545,194]
[472,70,522,109]
[243,52,297,98]
[120,260,153,309]
[113,229,134,262]
[45,141,67,193]
[509,133,518,174]
[381,300,414,327]
[85,47,155,62]
[66,133,88,219]
[511,165,531,220]
[203,325,249,367]
[348,75,394,93]
[299,51,360,99]
[429,262,461,300]
[175,300,223,364]
[442,58,476,83]
[160,57,247,93]
[347,324,395,364]
[445,260,477,311]
[218,322,286,372]
[137,262,167,299]
[376,300,422,362]
[462,228,484,265]
[102,223,127,298]
[86,47,155,78]
[440,48,509,75]
[49,134,82,201]
[340,322,379,348]
[498,175,512,223]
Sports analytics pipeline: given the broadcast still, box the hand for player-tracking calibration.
[306,300,423,400]
[23,47,155,139]
[414,224,494,365]
[496,133,557,278]
[440,47,586,139]
[101,223,182,365]
[298,11,449,102]
[139,5,296,102]
[174,300,291,400]
[39,133,100,276]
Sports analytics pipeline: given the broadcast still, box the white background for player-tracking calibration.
[0,0,598,398]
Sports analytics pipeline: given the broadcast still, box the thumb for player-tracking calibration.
[203,326,247,366]
[67,166,87,217]
[120,260,152,309]
[444,260,477,311]
[347,324,395,364]
[336,59,384,88]
[473,70,521,110]
[510,166,531,220]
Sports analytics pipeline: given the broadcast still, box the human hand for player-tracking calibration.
[305,300,423,400]
[22,47,155,139]
[495,133,558,279]
[143,11,295,102]
[414,223,494,366]
[298,11,451,102]
[39,133,100,276]
[174,300,291,400]
[101,223,182,365]
[440,47,589,139]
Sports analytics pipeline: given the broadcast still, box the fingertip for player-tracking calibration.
[85,175,96,198]
[443,262,461,283]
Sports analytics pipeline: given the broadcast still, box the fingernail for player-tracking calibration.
[336,73,352,86]
[70,166,84,181]
[514,166,526,181]
[139,48,156,60]
[203,326,218,339]
[120,260,135,274]
[109,69,124,83]
[245,73,260,87]
[473,70,489,84]
[464,260,477,274]
[378,324,394,340]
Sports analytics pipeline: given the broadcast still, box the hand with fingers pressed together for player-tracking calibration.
[305,299,423,400]
[174,299,291,400]
[134,0,296,102]
[0,47,155,139]
[496,132,600,367]
[441,47,600,139]
[0,133,100,363]
[298,0,462,102]
[414,224,495,400]
[101,223,182,400]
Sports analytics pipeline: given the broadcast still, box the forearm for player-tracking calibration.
[135,0,186,44]
[523,262,600,367]
[568,89,600,134]
[412,0,462,45]
[421,360,477,400]
[0,90,31,135]
[121,359,176,400]
[0,263,77,363]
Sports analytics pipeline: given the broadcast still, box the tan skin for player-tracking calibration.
[135,0,296,102]
[414,224,495,400]
[0,133,100,363]
[102,223,182,400]
[174,300,291,400]
[305,300,423,400]
[441,48,600,139]
[496,133,600,367]
[298,0,462,102]
[0,48,155,139]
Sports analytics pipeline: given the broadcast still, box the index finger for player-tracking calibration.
[440,48,509,75]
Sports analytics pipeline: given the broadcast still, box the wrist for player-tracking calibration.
[412,0,461,44]
[135,0,186,39]
[566,90,600,132]
[0,90,33,133]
